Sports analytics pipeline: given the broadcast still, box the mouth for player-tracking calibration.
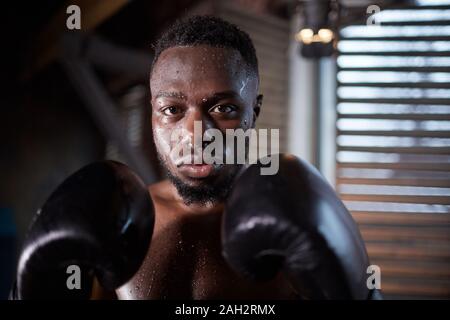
[178,163,215,178]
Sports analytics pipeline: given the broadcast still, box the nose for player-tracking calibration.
[185,108,202,136]
[184,108,214,147]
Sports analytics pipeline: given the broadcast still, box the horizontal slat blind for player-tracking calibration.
[337,3,450,299]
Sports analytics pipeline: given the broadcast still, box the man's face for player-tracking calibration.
[150,45,259,205]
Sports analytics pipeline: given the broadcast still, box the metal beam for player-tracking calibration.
[60,33,156,184]
[23,0,130,80]
[85,35,153,78]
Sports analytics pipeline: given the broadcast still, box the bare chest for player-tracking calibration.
[116,221,296,299]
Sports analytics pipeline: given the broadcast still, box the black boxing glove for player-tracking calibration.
[222,154,381,300]
[10,161,154,299]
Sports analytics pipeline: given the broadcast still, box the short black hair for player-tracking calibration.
[151,15,259,78]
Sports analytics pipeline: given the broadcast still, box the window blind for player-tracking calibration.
[337,2,450,299]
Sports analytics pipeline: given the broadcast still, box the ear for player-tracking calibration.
[253,94,263,123]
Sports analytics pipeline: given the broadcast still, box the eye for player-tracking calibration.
[161,106,181,116]
[210,105,237,114]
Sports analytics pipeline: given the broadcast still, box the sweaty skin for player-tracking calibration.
[114,45,298,299]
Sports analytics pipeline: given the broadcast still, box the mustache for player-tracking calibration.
[170,144,227,167]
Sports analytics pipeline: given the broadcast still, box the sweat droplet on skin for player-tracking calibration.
[239,78,249,95]
[154,127,172,155]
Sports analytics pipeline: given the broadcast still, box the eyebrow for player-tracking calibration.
[154,90,241,102]
[208,90,241,102]
[154,91,187,100]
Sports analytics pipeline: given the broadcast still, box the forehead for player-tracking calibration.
[150,45,251,95]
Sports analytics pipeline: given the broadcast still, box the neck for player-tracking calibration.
[169,181,225,216]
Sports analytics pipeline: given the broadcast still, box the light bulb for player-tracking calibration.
[318,28,334,43]
[296,28,314,44]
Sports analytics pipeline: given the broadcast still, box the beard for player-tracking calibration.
[158,153,241,206]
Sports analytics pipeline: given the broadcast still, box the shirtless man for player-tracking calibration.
[11,16,379,300]
[115,16,297,299]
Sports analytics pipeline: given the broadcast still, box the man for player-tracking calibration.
[114,15,299,299]
[12,15,377,301]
